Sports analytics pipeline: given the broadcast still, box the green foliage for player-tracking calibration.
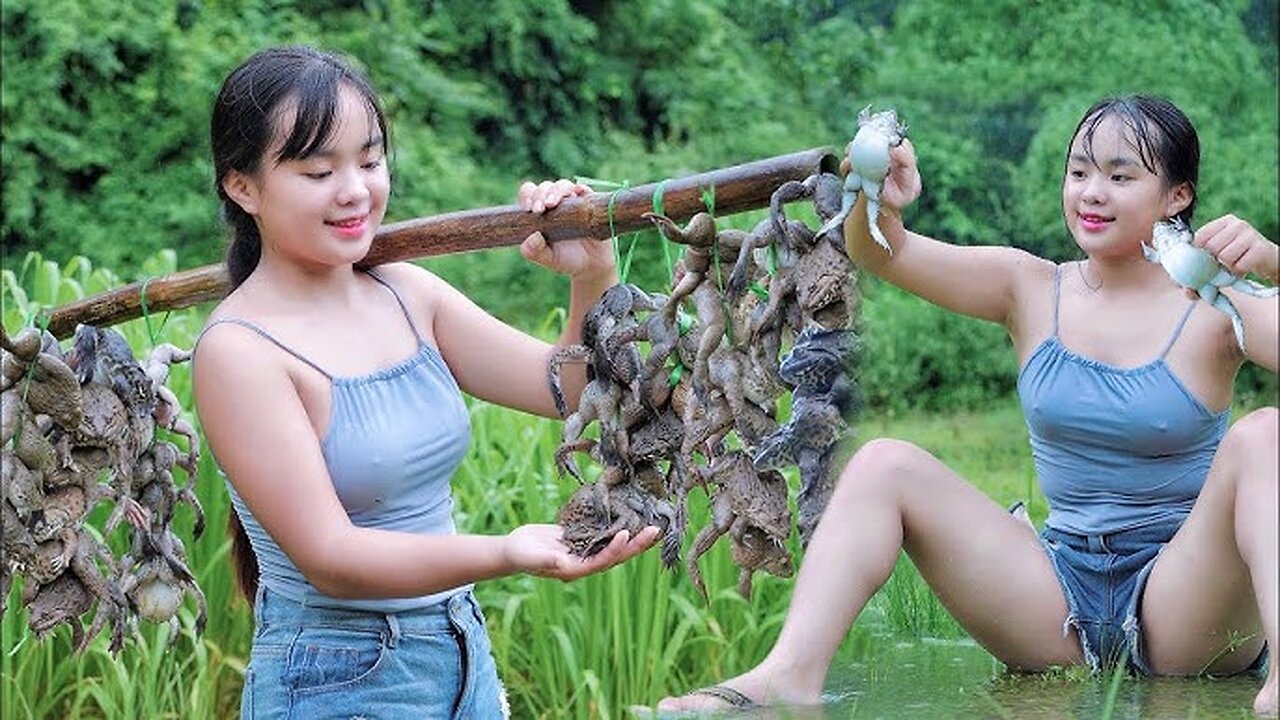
[3,0,1276,332]
[859,279,1018,413]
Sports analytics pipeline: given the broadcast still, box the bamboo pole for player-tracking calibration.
[43,147,838,339]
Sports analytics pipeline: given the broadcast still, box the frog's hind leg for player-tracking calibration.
[863,181,892,254]
[815,182,859,242]
[1227,277,1280,298]
[1209,293,1249,353]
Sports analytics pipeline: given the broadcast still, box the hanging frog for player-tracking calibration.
[816,106,907,253]
[1143,219,1278,353]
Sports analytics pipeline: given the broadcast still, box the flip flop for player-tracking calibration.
[688,684,758,709]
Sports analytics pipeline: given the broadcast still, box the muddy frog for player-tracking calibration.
[685,450,793,600]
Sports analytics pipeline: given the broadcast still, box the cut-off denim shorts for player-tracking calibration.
[1040,521,1268,677]
[241,584,508,719]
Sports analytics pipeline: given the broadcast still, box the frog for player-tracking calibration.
[133,441,206,538]
[1143,218,1279,352]
[684,450,794,600]
[644,213,748,399]
[66,325,155,425]
[556,481,678,564]
[816,106,908,253]
[25,529,126,654]
[70,383,146,531]
[118,526,207,645]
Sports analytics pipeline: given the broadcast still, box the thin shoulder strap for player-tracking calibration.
[363,268,424,344]
[1051,264,1064,337]
[1157,300,1199,359]
[199,318,334,380]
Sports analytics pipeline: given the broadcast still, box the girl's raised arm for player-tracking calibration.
[844,140,1050,329]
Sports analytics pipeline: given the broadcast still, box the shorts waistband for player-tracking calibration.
[255,583,478,639]
[1042,521,1180,554]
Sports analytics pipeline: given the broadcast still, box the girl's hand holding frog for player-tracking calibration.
[841,138,923,214]
[504,523,660,582]
[1193,214,1279,285]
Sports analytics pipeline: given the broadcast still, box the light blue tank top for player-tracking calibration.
[1017,264,1228,535]
[200,270,472,611]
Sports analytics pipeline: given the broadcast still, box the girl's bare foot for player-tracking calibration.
[655,667,819,712]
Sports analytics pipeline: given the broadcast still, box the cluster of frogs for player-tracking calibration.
[550,171,860,600]
[1,323,205,654]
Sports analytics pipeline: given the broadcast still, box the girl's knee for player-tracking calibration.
[1229,406,1278,446]
[1220,406,1278,493]
[1223,406,1278,461]
[835,438,928,497]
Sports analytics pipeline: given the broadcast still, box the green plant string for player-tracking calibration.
[8,313,53,452]
[138,276,171,347]
[651,179,676,290]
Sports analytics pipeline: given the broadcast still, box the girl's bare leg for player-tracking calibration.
[1140,407,1278,717]
[657,438,1083,711]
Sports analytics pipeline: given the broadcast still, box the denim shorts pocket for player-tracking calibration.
[284,625,386,696]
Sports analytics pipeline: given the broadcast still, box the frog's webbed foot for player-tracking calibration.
[554,438,596,483]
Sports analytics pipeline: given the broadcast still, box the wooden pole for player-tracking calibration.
[43,147,837,339]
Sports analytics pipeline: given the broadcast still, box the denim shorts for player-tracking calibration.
[1040,521,1268,677]
[241,585,508,719]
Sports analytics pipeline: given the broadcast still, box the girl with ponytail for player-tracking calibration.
[196,45,657,718]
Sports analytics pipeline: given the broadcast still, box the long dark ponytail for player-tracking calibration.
[210,45,388,602]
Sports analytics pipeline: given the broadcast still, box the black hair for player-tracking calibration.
[211,45,389,289]
[1069,94,1200,224]
[210,45,388,602]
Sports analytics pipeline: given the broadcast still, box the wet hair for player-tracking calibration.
[210,45,388,602]
[1068,94,1199,224]
[211,45,389,289]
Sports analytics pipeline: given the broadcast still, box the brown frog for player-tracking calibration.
[25,529,126,654]
[685,450,793,600]
[1,498,34,614]
[554,375,629,482]
[119,526,207,645]
[68,382,149,530]
[2,444,48,524]
[2,348,83,433]
[556,480,678,566]
[644,213,748,399]
[66,325,154,424]
[0,326,43,390]
[134,441,205,538]
[730,522,795,599]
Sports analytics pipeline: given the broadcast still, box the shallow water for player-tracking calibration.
[817,638,1261,719]
[639,637,1262,719]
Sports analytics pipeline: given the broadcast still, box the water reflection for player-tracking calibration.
[820,638,1260,719]
[636,638,1259,719]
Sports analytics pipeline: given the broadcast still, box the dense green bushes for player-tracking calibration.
[2,0,1275,409]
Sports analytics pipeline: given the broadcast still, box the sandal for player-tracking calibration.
[688,684,758,709]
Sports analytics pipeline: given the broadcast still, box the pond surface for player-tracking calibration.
[819,638,1261,719]
[641,637,1262,719]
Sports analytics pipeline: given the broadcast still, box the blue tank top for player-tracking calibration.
[1016,264,1228,534]
[200,270,472,611]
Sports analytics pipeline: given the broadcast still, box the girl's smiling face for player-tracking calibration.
[1062,114,1191,261]
[224,84,390,272]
